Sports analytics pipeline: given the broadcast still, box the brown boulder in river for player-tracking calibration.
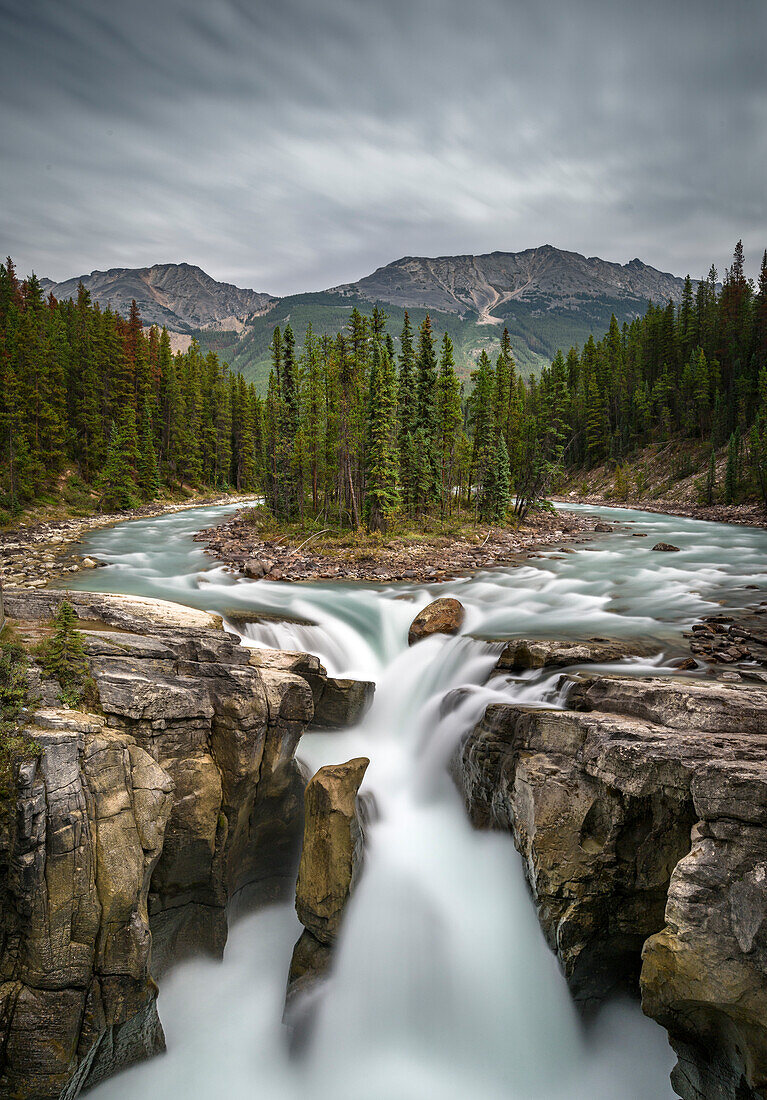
[652,542,681,552]
[408,597,465,645]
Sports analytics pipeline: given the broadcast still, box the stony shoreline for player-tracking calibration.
[0,494,258,590]
[194,508,601,584]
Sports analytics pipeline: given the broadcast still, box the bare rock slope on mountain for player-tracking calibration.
[332,246,688,323]
[40,245,691,385]
[44,262,275,333]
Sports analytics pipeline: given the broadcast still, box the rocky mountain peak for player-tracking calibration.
[43,262,277,334]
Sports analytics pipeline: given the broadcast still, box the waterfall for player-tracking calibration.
[72,500,767,1099]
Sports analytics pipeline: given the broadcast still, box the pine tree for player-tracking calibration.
[725,429,740,504]
[435,333,463,514]
[364,341,399,533]
[137,399,160,499]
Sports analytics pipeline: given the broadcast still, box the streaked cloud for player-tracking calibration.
[1,0,765,292]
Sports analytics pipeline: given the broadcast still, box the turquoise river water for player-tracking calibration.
[66,501,767,1100]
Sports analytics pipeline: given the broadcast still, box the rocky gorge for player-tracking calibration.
[3,500,767,1099]
[0,587,371,1098]
[459,648,767,1099]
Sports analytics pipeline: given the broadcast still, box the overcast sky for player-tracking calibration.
[1,0,765,294]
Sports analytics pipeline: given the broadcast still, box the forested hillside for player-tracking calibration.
[2,241,764,529]
[558,242,767,505]
[195,290,635,389]
[0,259,263,519]
[43,246,691,391]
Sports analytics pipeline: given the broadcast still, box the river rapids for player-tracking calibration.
[68,501,767,1100]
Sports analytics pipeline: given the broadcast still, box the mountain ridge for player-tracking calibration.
[41,261,276,334]
[330,246,688,323]
[39,246,692,386]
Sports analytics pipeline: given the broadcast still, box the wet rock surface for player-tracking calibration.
[458,671,767,1100]
[287,758,371,1020]
[686,606,767,669]
[247,647,375,728]
[294,757,370,946]
[0,589,320,1098]
[494,636,657,671]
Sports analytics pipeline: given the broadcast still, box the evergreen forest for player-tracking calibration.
[1,241,766,530]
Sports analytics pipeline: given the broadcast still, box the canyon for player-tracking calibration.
[2,501,767,1099]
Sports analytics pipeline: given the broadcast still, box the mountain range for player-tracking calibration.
[41,247,690,387]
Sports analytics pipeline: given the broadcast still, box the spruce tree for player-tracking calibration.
[39,599,94,707]
[435,333,463,514]
[705,446,716,505]
[137,399,160,499]
[468,350,495,510]
[397,313,417,514]
[725,429,740,504]
[479,437,511,524]
[364,341,399,533]
[98,413,139,511]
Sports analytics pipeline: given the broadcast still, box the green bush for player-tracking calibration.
[37,600,98,709]
[0,632,40,802]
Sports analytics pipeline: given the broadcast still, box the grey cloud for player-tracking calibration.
[1,0,765,293]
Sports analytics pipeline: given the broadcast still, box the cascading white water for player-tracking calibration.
[70,502,767,1099]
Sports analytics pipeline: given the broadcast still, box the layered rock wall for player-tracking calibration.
[459,673,767,1100]
[0,591,321,1098]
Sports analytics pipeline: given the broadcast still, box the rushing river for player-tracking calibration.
[68,502,767,1100]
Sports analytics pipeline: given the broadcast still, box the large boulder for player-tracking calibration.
[408,597,465,645]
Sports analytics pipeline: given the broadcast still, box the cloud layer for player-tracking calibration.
[1,0,765,292]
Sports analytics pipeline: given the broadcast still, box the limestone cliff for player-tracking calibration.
[459,672,767,1100]
[0,589,319,1098]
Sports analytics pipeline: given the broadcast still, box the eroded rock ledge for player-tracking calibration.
[458,672,767,1100]
[0,588,368,1099]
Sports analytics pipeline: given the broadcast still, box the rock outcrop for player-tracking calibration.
[458,672,767,1100]
[408,598,465,645]
[0,589,322,1098]
[0,709,174,1099]
[494,637,655,671]
[248,647,374,729]
[294,758,369,945]
[288,758,370,1004]
[3,588,222,632]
